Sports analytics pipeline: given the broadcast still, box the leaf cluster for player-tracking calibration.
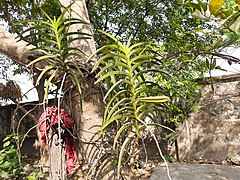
[0,134,44,179]
[92,31,171,178]
[17,4,91,101]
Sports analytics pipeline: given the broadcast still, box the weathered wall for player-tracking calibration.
[172,74,240,161]
[0,105,12,142]
[0,102,40,157]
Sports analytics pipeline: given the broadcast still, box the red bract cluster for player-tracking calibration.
[38,106,77,174]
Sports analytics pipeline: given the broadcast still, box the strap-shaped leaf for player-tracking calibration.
[36,64,57,85]
[62,18,89,25]
[137,96,170,103]
[30,46,59,53]
[44,39,59,46]
[96,62,129,78]
[95,71,129,84]
[101,115,123,133]
[61,47,84,54]
[56,2,75,24]
[57,25,66,35]
[104,98,131,122]
[64,61,84,76]
[42,9,54,24]
[68,71,82,95]
[27,54,58,67]
[138,108,162,120]
[136,104,155,115]
[129,42,146,51]
[129,47,145,57]
[103,79,131,102]
[117,133,135,179]
[62,53,83,61]
[113,122,134,149]
[132,69,164,81]
[90,45,121,72]
[134,81,161,90]
[44,69,58,101]
[59,31,91,43]
[131,60,150,73]
[99,30,124,47]
[104,90,128,122]
[62,36,92,47]
[107,106,134,123]
[131,54,154,63]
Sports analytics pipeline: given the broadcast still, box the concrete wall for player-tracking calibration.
[0,102,40,157]
[172,74,240,161]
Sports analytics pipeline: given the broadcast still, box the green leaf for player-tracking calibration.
[209,0,224,15]
[103,79,131,102]
[68,71,82,95]
[117,133,134,179]
[129,42,146,51]
[3,141,10,148]
[59,31,91,41]
[0,170,9,178]
[1,161,12,169]
[95,71,129,84]
[44,69,58,101]
[96,61,129,77]
[102,159,118,172]
[62,36,92,47]
[101,115,123,133]
[36,64,56,85]
[103,90,128,122]
[113,122,134,149]
[105,98,131,122]
[27,54,58,67]
[99,30,124,47]
[132,69,165,81]
[108,106,134,122]
[131,55,154,63]
[30,46,59,53]
[65,61,84,76]
[62,52,83,61]
[137,96,170,103]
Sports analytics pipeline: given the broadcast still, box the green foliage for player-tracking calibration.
[0,0,61,34]
[92,31,171,178]
[185,0,240,38]
[0,134,44,179]
[155,59,204,125]
[17,4,91,101]
[89,0,214,52]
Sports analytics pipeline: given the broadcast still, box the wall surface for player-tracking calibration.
[172,75,240,161]
[0,102,39,157]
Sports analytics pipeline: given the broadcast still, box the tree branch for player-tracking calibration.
[166,50,240,64]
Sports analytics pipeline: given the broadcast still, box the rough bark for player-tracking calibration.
[60,0,97,68]
[0,27,46,69]
[58,0,103,172]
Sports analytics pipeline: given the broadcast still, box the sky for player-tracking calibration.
[205,47,240,76]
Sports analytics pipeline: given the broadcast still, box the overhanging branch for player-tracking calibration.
[166,50,240,64]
